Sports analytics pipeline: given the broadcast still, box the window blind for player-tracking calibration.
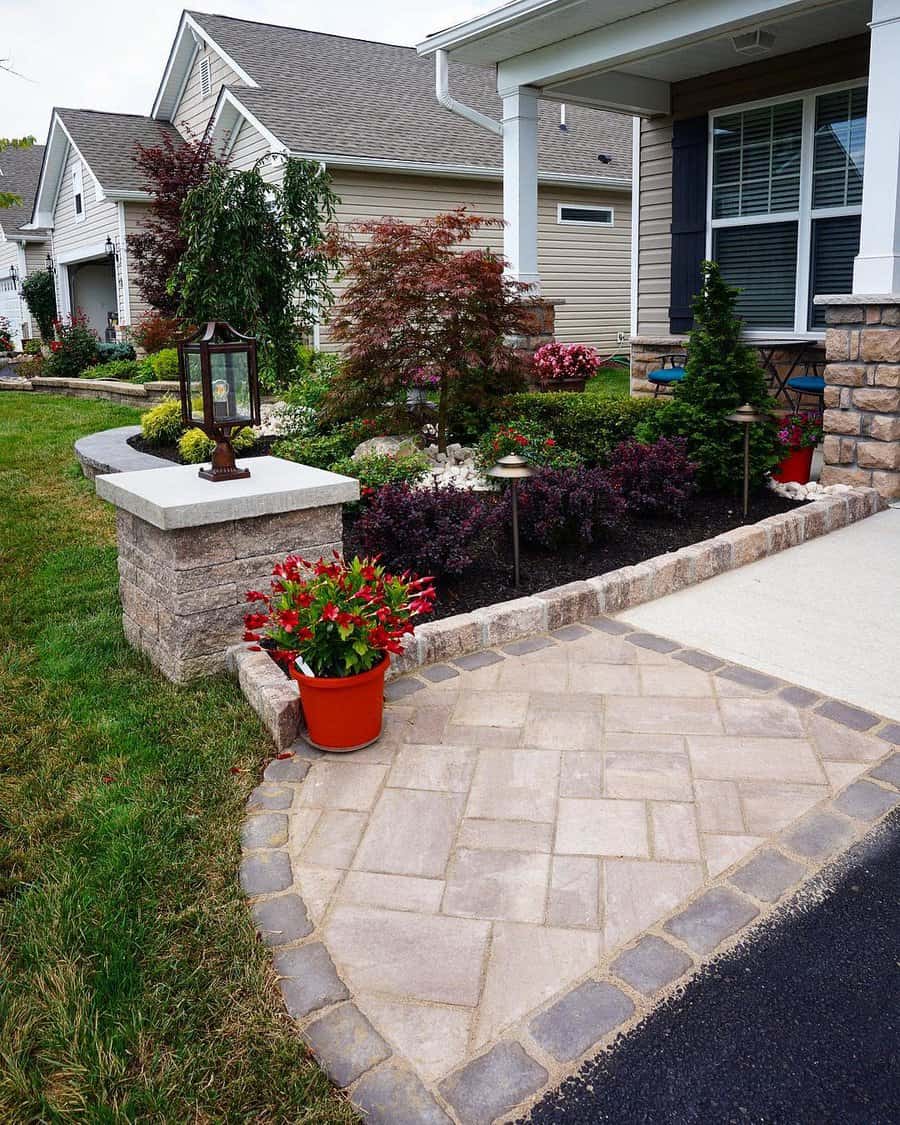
[713,222,798,329]
[808,214,861,328]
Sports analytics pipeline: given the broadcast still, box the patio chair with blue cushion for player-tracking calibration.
[786,361,825,414]
[647,352,687,396]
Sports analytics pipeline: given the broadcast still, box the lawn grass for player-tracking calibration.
[0,394,355,1123]
[586,363,630,398]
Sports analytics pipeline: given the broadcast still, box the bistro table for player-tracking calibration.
[756,339,824,399]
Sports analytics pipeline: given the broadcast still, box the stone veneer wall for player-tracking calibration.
[821,299,900,500]
[116,505,343,683]
[630,337,825,401]
[511,298,559,384]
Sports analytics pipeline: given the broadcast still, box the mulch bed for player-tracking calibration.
[128,435,803,623]
[344,490,803,622]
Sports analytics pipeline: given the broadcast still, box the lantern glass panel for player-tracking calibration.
[187,351,204,424]
[210,350,251,423]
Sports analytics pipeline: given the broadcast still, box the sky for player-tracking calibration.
[1,0,498,140]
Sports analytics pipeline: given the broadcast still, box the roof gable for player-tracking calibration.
[0,144,46,237]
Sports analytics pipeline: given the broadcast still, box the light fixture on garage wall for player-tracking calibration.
[105,235,120,262]
[732,27,776,55]
[45,253,56,276]
[8,265,18,285]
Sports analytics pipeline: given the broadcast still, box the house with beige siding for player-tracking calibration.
[30,110,177,340]
[147,10,633,351]
[0,144,48,347]
[419,0,900,501]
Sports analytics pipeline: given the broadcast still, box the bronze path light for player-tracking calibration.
[488,452,536,588]
[178,321,261,482]
[726,402,766,519]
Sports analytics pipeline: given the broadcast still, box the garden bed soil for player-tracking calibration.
[344,490,804,622]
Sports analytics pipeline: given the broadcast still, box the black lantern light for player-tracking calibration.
[177,321,261,482]
[45,253,56,276]
[8,265,19,285]
[487,452,536,588]
[105,235,119,261]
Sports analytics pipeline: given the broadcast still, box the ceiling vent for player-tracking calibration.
[732,28,776,55]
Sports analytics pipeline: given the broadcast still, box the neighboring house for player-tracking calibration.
[30,110,180,339]
[0,144,48,347]
[148,10,633,351]
[419,0,900,500]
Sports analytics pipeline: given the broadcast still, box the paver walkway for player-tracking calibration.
[619,508,900,720]
[243,618,899,1124]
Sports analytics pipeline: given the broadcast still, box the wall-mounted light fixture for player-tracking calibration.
[8,265,19,285]
[45,253,56,276]
[105,235,120,262]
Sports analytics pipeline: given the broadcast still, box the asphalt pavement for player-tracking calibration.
[522,808,900,1125]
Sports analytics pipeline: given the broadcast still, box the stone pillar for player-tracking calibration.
[819,297,900,501]
[96,456,359,682]
[509,297,562,379]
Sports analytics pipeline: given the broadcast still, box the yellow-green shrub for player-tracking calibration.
[177,426,256,464]
[140,398,184,446]
[150,348,179,380]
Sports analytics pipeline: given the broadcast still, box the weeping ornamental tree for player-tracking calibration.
[638,260,780,490]
[171,157,339,384]
[326,210,531,451]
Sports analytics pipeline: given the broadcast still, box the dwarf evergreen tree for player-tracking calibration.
[638,260,779,490]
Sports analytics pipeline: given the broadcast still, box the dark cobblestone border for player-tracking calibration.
[230,486,886,749]
[239,618,900,1124]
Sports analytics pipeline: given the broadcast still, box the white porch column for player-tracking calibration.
[853,0,900,293]
[501,86,541,290]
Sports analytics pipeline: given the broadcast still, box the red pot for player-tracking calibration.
[289,654,389,752]
[773,445,814,484]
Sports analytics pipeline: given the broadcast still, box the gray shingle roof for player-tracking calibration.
[56,109,183,193]
[0,143,45,234]
[186,12,632,182]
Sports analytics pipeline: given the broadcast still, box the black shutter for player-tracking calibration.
[668,115,709,334]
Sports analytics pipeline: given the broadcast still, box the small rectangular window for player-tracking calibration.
[72,162,84,222]
[200,56,211,98]
[558,205,614,226]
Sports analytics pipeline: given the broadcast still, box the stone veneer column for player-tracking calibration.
[508,298,563,381]
[819,297,900,501]
[96,456,359,682]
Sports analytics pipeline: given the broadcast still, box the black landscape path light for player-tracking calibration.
[488,452,536,588]
[178,321,261,482]
[726,402,767,519]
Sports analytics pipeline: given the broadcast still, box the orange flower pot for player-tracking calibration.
[289,654,389,752]
[772,446,814,484]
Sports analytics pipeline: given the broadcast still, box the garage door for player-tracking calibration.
[0,274,24,350]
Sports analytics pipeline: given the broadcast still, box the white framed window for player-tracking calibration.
[708,80,866,337]
[557,204,614,226]
[199,56,212,98]
[72,161,85,223]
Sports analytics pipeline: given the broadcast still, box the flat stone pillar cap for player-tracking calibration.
[813,293,900,305]
[96,455,360,530]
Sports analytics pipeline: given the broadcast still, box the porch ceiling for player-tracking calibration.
[420,0,872,115]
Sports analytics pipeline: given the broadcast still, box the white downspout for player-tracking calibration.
[435,49,502,137]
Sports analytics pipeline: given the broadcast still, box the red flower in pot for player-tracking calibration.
[773,412,823,484]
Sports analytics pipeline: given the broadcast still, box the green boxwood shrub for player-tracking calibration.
[131,357,157,384]
[140,399,184,446]
[272,427,360,470]
[149,348,179,381]
[496,392,661,467]
[80,359,140,381]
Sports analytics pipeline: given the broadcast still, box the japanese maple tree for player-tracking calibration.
[127,131,222,316]
[327,209,531,451]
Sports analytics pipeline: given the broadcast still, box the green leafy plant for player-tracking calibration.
[80,359,141,381]
[46,314,98,378]
[131,357,157,383]
[147,347,179,381]
[141,398,184,446]
[637,260,779,490]
[496,393,660,466]
[244,554,435,677]
[22,339,42,355]
[475,420,582,473]
[272,426,361,470]
[21,269,57,339]
[178,426,255,464]
[172,157,339,386]
[330,450,430,498]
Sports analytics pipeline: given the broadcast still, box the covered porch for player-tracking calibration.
[419,0,900,500]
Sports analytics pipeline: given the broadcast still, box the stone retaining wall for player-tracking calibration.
[820,297,900,500]
[0,375,180,407]
[230,486,885,748]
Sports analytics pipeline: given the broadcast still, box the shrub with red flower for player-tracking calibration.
[0,316,13,353]
[776,412,822,451]
[533,342,600,383]
[46,311,98,377]
[475,420,582,473]
[244,553,435,678]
